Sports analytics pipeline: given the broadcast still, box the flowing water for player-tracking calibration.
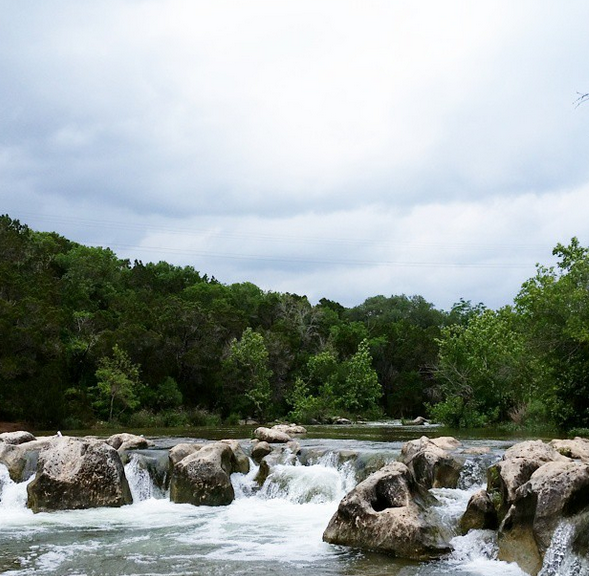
[0,428,587,576]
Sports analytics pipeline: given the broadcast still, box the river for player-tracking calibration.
[0,423,587,576]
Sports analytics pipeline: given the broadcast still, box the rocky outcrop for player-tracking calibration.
[498,459,589,575]
[169,442,237,506]
[26,437,132,512]
[400,436,464,490]
[323,462,450,560]
[254,426,292,443]
[106,433,153,452]
[0,431,36,445]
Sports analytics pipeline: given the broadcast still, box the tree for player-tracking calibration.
[515,238,589,429]
[93,345,142,422]
[225,328,273,421]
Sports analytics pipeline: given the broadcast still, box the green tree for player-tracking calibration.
[225,328,273,421]
[93,345,142,422]
[515,238,589,429]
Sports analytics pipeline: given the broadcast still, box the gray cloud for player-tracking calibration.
[2,0,589,308]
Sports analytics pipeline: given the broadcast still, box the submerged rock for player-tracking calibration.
[27,437,132,512]
[323,462,450,560]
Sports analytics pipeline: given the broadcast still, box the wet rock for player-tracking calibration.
[27,437,132,512]
[106,433,153,452]
[169,443,204,466]
[323,462,450,560]
[271,424,307,435]
[219,439,250,474]
[254,426,292,443]
[255,458,270,486]
[497,459,589,575]
[169,442,236,506]
[400,436,464,490]
[460,489,498,534]
[251,441,272,463]
[0,431,36,445]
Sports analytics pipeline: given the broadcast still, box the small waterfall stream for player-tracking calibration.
[1,439,587,576]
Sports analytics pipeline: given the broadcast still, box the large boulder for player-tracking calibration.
[497,459,589,575]
[169,443,204,466]
[219,439,250,474]
[0,431,36,445]
[400,436,464,490]
[323,462,450,560]
[487,440,568,519]
[254,426,292,443]
[169,442,236,506]
[251,441,272,463]
[26,437,132,512]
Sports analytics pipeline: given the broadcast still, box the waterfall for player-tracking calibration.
[124,453,166,502]
[0,463,30,511]
[539,521,589,576]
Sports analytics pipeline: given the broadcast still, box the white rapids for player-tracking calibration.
[0,440,585,576]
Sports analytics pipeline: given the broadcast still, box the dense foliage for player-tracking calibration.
[0,215,446,428]
[2,215,588,432]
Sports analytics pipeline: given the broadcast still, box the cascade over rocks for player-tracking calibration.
[169,442,239,506]
[323,462,450,560]
[26,436,132,512]
[400,436,465,490]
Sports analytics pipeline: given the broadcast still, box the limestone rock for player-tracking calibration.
[498,459,589,575]
[169,443,204,466]
[549,437,589,461]
[0,431,36,445]
[400,436,464,490]
[460,489,498,534]
[169,442,235,506]
[219,439,250,474]
[272,424,307,435]
[26,437,132,512]
[251,441,272,463]
[106,433,152,452]
[323,462,450,560]
[254,426,292,443]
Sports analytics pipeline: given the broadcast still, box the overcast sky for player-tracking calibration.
[2,1,589,310]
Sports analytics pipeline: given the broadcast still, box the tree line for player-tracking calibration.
[1,214,588,432]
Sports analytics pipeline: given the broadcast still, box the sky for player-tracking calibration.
[2,0,589,310]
